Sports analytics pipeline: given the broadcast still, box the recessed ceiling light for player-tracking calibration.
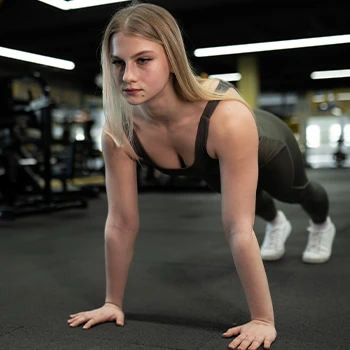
[37,0,130,11]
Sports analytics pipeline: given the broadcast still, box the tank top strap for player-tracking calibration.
[199,78,232,119]
[216,79,234,92]
[198,100,220,154]
[201,100,220,120]
[132,130,147,160]
[198,79,234,150]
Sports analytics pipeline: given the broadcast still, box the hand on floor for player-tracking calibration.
[68,302,125,329]
[222,319,276,349]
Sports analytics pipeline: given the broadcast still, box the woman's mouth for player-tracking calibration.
[124,89,142,95]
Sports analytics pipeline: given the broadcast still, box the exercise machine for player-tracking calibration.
[0,74,88,220]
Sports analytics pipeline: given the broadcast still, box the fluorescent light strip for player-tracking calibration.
[311,69,350,80]
[37,0,130,10]
[208,73,241,82]
[0,46,75,70]
[194,34,350,57]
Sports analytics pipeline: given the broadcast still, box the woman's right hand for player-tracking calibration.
[68,303,125,329]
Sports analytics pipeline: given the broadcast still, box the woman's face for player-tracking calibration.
[110,33,173,105]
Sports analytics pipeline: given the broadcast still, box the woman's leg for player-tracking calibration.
[257,141,335,263]
[255,187,277,222]
[256,187,292,261]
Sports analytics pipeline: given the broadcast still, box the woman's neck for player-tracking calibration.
[134,80,203,128]
[135,98,207,131]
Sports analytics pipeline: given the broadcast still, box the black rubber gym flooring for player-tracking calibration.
[1,168,349,350]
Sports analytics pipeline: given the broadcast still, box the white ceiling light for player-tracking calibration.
[194,34,350,57]
[37,0,130,10]
[208,73,241,82]
[310,69,350,80]
[0,46,75,70]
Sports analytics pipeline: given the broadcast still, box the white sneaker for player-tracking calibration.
[302,217,336,264]
[260,211,292,261]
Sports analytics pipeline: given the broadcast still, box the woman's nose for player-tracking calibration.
[123,64,137,83]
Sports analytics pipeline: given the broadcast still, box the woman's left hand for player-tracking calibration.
[222,319,277,349]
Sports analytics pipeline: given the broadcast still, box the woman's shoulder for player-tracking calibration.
[209,98,257,139]
[207,100,258,156]
[214,98,254,121]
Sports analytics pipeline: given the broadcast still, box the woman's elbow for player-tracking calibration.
[225,228,256,249]
[105,215,139,235]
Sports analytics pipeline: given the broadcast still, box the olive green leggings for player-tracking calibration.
[256,146,329,224]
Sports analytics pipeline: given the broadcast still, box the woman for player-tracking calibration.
[68,3,336,349]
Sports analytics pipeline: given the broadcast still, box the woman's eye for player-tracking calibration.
[112,60,125,67]
[138,58,151,64]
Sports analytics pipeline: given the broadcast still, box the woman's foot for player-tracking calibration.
[302,217,336,263]
[260,211,292,261]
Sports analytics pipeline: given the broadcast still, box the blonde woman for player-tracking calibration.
[68,2,335,349]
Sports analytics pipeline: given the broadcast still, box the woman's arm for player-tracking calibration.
[67,130,140,329]
[102,129,140,309]
[210,100,275,339]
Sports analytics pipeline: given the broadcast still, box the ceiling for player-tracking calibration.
[1,0,350,95]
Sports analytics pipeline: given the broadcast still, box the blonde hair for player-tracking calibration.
[101,1,249,147]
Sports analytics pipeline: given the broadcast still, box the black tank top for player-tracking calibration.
[132,80,290,193]
[132,98,220,187]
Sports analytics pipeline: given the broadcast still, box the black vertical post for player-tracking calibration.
[39,79,53,206]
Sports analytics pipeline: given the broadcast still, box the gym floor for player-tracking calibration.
[0,168,348,350]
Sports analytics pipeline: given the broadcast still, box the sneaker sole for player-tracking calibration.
[261,251,286,261]
[302,256,331,264]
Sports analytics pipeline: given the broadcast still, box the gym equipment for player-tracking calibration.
[333,136,347,167]
[0,74,88,220]
[52,113,105,196]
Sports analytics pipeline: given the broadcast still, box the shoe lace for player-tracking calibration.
[306,227,323,252]
[264,225,282,249]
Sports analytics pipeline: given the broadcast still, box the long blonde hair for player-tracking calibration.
[101,1,248,147]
